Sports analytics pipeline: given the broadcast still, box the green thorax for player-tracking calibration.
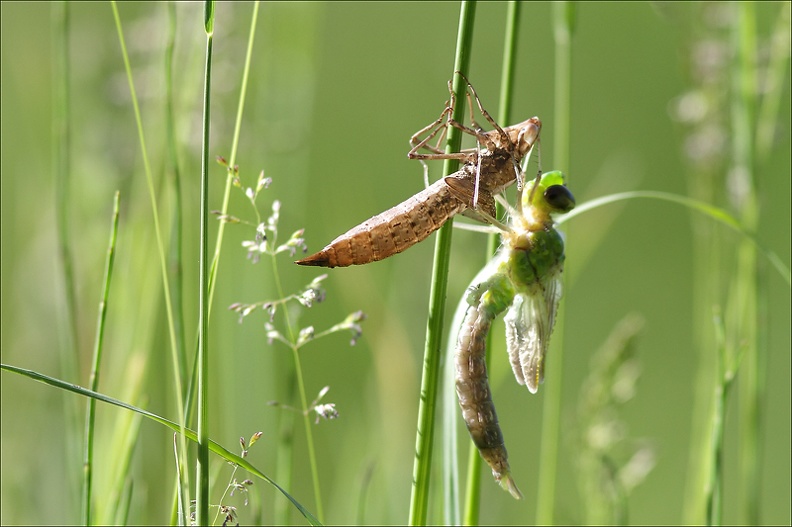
[503,227,565,293]
[467,170,573,318]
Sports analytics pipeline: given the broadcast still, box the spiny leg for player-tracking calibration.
[413,75,499,156]
[407,83,480,170]
[452,71,520,211]
[456,71,537,207]
[408,87,462,187]
[407,77,490,190]
[408,102,454,157]
[409,109,450,187]
[463,82,486,134]
[411,114,495,160]
[408,73,524,213]
[455,71,511,150]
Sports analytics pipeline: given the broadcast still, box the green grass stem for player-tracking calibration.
[175,4,261,521]
[756,3,791,162]
[195,1,215,524]
[442,313,462,525]
[207,1,260,313]
[52,0,79,386]
[461,442,481,525]
[164,0,187,397]
[111,2,192,522]
[495,1,521,131]
[81,191,120,525]
[51,3,82,519]
[275,400,296,525]
[705,307,735,526]
[163,3,192,524]
[109,2,180,357]
[409,3,476,524]
[730,5,762,524]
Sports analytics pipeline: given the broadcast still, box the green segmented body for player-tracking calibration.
[454,171,574,499]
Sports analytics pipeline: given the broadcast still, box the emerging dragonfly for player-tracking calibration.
[454,170,575,499]
[295,74,541,267]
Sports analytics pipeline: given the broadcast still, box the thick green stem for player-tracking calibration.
[409,3,476,525]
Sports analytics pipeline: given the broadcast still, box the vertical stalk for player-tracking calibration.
[196,2,215,525]
[165,0,187,394]
[51,3,82,519]
[111,0,187,519]
[82,192,121,525]
[730,4,761,524]
[163,4,192,523]
[495,1,521,131]
[52,1,79,382]
[409,2,476,525]
[705,308,733,526]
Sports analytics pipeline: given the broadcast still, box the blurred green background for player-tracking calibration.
[1,2,789,525]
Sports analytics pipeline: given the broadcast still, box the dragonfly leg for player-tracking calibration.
[408,98,462,188]
[408,104,481,163]
[455,71,511,149]
[408,77,468,156]
[408,78,493,191]
[408,104,453,157]
[462,85,487,134]
[445,117,496,151]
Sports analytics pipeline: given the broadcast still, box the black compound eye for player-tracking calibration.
[543,185,576,212]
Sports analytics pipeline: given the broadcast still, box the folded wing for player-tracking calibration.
[504,276,563,394]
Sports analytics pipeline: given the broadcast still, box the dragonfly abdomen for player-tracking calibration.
[455,300,523,499]
[296,178,465,268]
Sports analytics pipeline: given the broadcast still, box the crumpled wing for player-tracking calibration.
[503,276,563,393]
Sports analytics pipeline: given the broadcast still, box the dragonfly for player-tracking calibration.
[295,74,541,268]
[454,170,575,499]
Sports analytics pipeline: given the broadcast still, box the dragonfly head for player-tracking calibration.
[543,184,576,213]
[524,171,576,217]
